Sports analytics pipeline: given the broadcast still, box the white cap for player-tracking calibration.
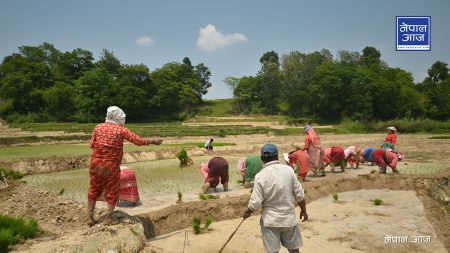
[387,126,397,131]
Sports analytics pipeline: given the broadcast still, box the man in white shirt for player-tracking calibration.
[243,144,308,253]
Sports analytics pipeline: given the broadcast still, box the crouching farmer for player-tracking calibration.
[237,155,263,188]
[243,144,308,253]
[201,157,229,193]
[372,149,405,174]
[322,146,346,173]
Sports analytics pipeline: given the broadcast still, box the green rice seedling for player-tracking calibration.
[177,149,191,168]
[332,192,339,202]
[0,228,15,252]
[59,188,65,195]
[236,179,243,184]
[0,214,39,251]
[204,215,213,230]
[372,198,383,206]
[370,170,377,174]
[192,217,201,234]
[199,193,218,201]
[177,191,183,201]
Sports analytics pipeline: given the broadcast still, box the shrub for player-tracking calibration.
[332,192,339,202]
[372,198,383,206]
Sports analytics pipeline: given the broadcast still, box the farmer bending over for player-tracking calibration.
[283,150,310,181]
[244,144,308,253]
[237,155,264,188]
[372,148,405,174]
[202,157,229,193]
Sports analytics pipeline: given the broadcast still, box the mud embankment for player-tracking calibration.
[0,145,263,175]
[138,171,450,251]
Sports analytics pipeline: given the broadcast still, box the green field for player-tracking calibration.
[0,142,236,161]
[25,156,242,201]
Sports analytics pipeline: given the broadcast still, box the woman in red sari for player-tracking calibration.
[302,124,324,176]
[87,106,162,226]
[119,166,140,204]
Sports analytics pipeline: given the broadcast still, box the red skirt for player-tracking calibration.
[88,157,121,206]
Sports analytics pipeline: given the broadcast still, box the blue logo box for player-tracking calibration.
[396,16,431,51]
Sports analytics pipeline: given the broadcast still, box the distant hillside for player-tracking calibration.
[197,98,237,117]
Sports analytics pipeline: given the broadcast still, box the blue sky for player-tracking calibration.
[1,0,449,99]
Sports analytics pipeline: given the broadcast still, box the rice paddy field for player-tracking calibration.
[24,156,243,202]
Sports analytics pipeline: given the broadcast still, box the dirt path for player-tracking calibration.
[137,171,450,252]
[145,189,447,253]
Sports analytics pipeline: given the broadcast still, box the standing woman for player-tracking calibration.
[384,126,397,147]
[302,124,324,176]
[87,106,162,226]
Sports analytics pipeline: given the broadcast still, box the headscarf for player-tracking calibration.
[344,146,356,158]
[397,151,405,161]
[387,126,397,132]
[105,106,126,125]
[305,127,321,146]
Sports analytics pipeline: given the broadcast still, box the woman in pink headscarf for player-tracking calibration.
[302,124,324,176]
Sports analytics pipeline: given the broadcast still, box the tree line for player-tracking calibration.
[0,43,211,122]
[225,47,449,122]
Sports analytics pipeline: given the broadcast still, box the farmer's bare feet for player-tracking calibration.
[87,215,95,227]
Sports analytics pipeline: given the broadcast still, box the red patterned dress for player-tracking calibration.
[88,122,147,206]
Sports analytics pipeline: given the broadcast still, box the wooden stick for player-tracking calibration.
[218,219,244,253]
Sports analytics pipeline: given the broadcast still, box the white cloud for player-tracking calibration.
[135,36,154,47]
[197,24,247,52]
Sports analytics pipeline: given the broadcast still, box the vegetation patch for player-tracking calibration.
[199,193,219,201]
[372,198,383,206]
[0,214,39,252]
[332,192,339,202]
[0,168,23,181]
[191,215,214,235]
[177,149,193,168]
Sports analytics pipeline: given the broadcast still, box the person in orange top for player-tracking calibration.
[87,106,162,226]
[302,124,324,176]
[284,150,310,181]
[384,126,397,145]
